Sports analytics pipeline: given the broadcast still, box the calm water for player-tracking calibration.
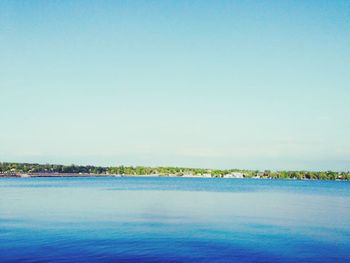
[1,177,350,262]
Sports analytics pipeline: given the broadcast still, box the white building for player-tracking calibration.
[223,172,244,179]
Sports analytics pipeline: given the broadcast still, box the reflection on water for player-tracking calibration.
[1,177,350,262]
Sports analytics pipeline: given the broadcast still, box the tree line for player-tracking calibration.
[0,162,349,180]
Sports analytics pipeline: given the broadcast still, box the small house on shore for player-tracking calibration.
[223,172,244,178]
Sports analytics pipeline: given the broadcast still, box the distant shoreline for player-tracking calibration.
[0,172,349,181]
[1,162,349,180]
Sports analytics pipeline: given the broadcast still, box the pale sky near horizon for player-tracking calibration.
[1,1,349,171]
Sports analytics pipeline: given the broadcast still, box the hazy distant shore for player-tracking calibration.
[1,162,349,180]
[1,173,349,181]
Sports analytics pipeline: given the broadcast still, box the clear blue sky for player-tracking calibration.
[1,1,349,171]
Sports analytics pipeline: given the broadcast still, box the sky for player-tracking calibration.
[0,1,349,171]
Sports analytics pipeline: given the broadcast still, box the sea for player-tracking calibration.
[0,177,349,262]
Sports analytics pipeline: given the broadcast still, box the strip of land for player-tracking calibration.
[0,162,349,180]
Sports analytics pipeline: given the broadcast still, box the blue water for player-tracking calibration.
[1,177,350,262]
